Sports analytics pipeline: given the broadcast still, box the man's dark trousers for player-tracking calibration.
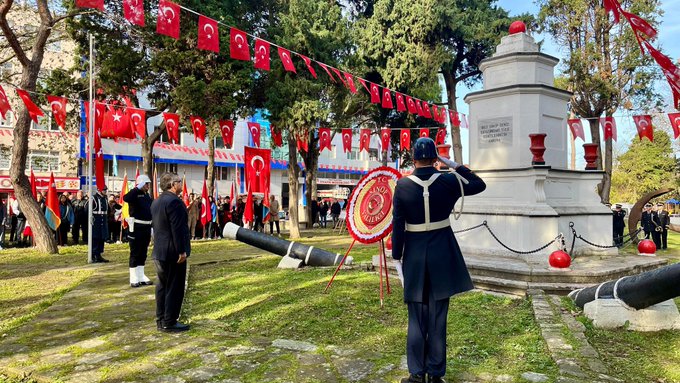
[129,225,151,267]
[154,259,187,327]
[406,278,450,378]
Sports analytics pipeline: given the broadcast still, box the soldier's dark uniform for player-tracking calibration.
[657,203,670,250]
[641,204,652,239]
[651,208,662,250]
[123,177,154,287]
[392,138,486,383]
[92,189,109,263]
[612,205,626,247]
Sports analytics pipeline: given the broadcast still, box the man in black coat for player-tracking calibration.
[124,174,154,288]
[651,204,662,250]
[71,191,88,245]
[641,203,652,239]
[92,187,109,263]
[392,137,486,383]
[612,204,626,247]
[151,172,191,332]
[656,202,670,250]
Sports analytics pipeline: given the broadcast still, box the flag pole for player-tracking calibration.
[87,33,95,264]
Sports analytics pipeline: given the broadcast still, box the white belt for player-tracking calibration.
[133,219,152,225]
[405,218,451,232]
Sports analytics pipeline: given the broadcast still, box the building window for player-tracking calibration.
[29,150,60,172]
[164,163,178,173]
[347,149,359,160]
[368,149,379,161]
[0,146,11,170]
[46,41,62,53]
[30,114,59,131]
[0,110,13,128]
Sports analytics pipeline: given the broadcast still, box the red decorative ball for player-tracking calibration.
[385,236,392,250]
[509,21,527,35]
[549,250,571,268]
[637,239,656,255]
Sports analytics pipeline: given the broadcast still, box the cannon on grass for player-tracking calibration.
[222,222,351,267]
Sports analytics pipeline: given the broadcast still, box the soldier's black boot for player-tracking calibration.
[400,374,425,383]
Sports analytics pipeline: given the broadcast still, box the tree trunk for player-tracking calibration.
[286,133,301,239]
[600,138,613,204]
[443,71,463,163]
[207,137,215,196]
[142,124,165,196]
[303,130,319,229]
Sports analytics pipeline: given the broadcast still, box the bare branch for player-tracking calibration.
[0,0,31,67]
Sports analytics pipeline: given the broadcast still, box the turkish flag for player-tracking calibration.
[278,47,296,73]
[341,129,352,153]
[343,73,357,94]
[128,108,146,139]
[316,62,336,83]
[271,125,283,147]
[46,95,67,129]
[0,85,11,119]
[16,89,44,124]
[359,129,371,152]
[163,112,180,144]
[622,11,657,40]
[200,179,212,226]
[599,117,617,141]
[243,186,253,225]
[450,111,461,127]
[84,101,106,136]
[380,128,390,151]
[332,68,347,86]
[219,120,235,148]
[156,0,180,39]
[230,28,250,61]
[381,88,393,109]
[406,96,417,114]
[198,16,219,52]
[254,39,271,71]
[358,78,370,93]
[668,113,680,139]
[567,119,585,141]
[76,0,104,10]
[299,55,317,78]
[101,108,133,139]
[245,146,271,194]
[123,0,145,26]
[400,129,411,150]
[603,0,622,23]
[422,102,433,119]
[432,105,441,123]
[247,122,261,147]
[319,127,332,152]
[297,136,309,152]
[436,128,446,145]
[633,115,654,142]
[370,83,380,104]
[415,100,424,117]
[419,128,429,138]
[395,93,406,112]
[190,116,206,142]
[95,147,105,191]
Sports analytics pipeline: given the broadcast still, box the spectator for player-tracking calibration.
[57,194,74,246]
[0,198,5,249]
[330,199,341,227]
[71,191,89,245]
[319,200,329,228]
[108,195,122,243]
[187,194,200,240]
[253,197,264,232]
[268,195,281,236]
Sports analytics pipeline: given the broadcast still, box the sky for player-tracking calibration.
[452,0,680,164]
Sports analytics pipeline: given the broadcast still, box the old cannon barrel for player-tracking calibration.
[222,222,351,267]
[569,263,680,310]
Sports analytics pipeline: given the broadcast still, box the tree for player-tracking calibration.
[538,0,663,203]
[610,128,677,203]
[0,0,85,254]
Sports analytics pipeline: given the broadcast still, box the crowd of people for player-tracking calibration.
[611,202,672,249]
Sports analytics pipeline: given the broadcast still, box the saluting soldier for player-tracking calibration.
[92,186,110,263]
[612,204,626,247]
[392,137,486,383]
[124,175,154,287]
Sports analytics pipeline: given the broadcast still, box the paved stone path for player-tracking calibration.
[528,290,622,383]
[0,258,552,383]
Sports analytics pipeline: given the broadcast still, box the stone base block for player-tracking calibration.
[584,299,680,331]
[277,256,304,269]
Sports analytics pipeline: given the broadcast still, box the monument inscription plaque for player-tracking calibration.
[478,117,513,148]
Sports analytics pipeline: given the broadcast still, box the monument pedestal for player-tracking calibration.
[584,299,680,331]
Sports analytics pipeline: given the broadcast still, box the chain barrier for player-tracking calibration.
[454,220,563,255]
[568,222,642,258]
[452,222,486,234]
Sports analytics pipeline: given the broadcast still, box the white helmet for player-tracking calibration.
[136,174,152,188]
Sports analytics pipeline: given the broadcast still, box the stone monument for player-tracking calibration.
[453,22,617,263]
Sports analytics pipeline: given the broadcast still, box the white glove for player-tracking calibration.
[437,155,460,169]
[395,260,405,287]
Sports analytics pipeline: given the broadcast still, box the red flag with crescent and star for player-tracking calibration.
[124,0,145,26]
[85,101,106,136]
[247,122,261,147]
[220,120,235,148]
[200,179,212,227]
[567,119,585,141]
[358,78,370,93]
[380,128,390,151]
[633,115,654,142]
[419,128,429,138]
[603,0,622,23]
[0,85,11,119]
[599,117,617,141]
[163,113,180,144]
[395,93,406,112]
[341,129,352,153]
[254,39,271,71]
[332,68,347,86]
[319,127,332,152]
[198,16,219,53]
[381,88,393,109]
[102,108,134,139]
[415,100,424,117]
[271,125,283,147]
[422,102,433,119]
[46,95,67,129]
[668,113,680,139]
[406,96,417,114]
[127,108,146,139]
[436,128,446,145]
[156,0,180,39]
[400,129,411,150]
[16,89,44,124]
[359,129,371,152]
[316,62,336,83]
[622,10,657,40]
[296,135,309,152]
[299,55,317,78]
[370,83,381,104]
[76,0,103,10]
[244,146,271,194]
[449,110,460,127]
[278,47,296,73]
[190,116,206,142]
[230,28,250,61]
[344,73,358,94]
[432,105,440,123]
